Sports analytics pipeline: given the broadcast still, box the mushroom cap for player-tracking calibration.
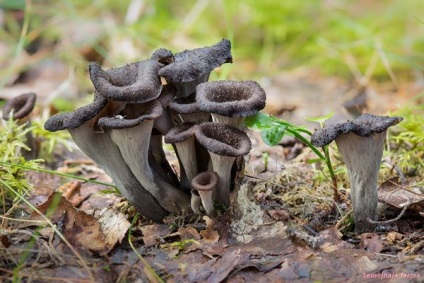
[89,59,163,103]
[97,99,163,129]
[169,93,200,114]
[196,80,266,117]
[191,171,219,192]
[158,39,232,83]
[3,92,36,120]
[164,122,197,144]
[311,113,403,147]
[151,48,174,65]
[195,122,251,157]
[44,92,108,132]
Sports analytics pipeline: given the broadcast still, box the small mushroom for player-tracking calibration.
[98,100,190,214]
[165,123,198,190]
[2,92,37,159]
[196,80,266,129]
[191,171,219,216]
[44,93,169,222]
[311,113,403,233]
[89,59,163,103]
[158,39,233,97]
[195,122,251,207]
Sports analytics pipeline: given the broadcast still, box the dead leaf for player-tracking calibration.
[386,231,404,245]
[188,250,241,283]
[29,192,129,255]
[200,228,220,244]
[360,233,384,253]
[140,224,170,247]
[378,178,424,212]
[268,209,290,221]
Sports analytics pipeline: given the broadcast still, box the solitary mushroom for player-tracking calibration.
[3,92,37,159]
[158,39,233,97]
[195,122,251,207]
[196,80,266,129]
[89,59,163,103]
[45,93,169,222]
[311,113,403,233]
[191,171,219,216]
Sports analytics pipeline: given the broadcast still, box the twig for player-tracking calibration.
[335,209,353,230]
[367,201,410,225]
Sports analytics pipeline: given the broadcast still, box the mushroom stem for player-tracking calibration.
[209,154,236,207]
[336,132,385,233]
[191,171,219,216]
[68,124,169,222]
[107,120,190,214]
[190,189,202,214]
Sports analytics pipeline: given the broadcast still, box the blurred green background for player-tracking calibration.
[1,0,423,91]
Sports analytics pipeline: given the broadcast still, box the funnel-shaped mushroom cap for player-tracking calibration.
[89,59,163,103]
[191,171,219,192]
[3,92,36,120]
[169,93,200,115]
[97,100,163,129]
[195,122,251,157]
[311,113,403,147]
[164,122,197,144]
[151,48,174,65]
[196,81,266,118]
[158,39,232,83]
[44,93,108,131]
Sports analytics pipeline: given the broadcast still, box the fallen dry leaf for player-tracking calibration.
[378,178,424,212]
[360,233,384,253]
[385,231,404,245]
[29,192,129,255]
[141,224,171,247]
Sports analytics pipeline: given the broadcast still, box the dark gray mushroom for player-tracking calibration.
[311,113,403,233]
[98,100,190,214]
[195,122,251,207]
[158,39,233,97]
[2,92,37,159]
[44,93,169,222]
[191,171,219,216]
[196,80,266,129]
[165,123,198,190]
[89,59,163,103]
[169,93,210,124]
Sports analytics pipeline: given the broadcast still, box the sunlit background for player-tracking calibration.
[1,0,423,104]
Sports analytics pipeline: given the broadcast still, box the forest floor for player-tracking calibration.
[1,66,423,282]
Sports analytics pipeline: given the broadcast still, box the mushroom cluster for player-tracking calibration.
[311,113,403,233]
[44,39,266,222]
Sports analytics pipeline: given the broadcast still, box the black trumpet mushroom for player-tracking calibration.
[191,171,219,216]
[311,113,403,233]
[44,93,170,222]
[44,39,265,223]
[158,39,233,98]
[195,122,251,207]
[196,80,266,129]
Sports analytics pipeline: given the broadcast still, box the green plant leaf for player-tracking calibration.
[261,125,287,146]
[307,112,335,127]
[245,112,275,129]
[307,158,323,164]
